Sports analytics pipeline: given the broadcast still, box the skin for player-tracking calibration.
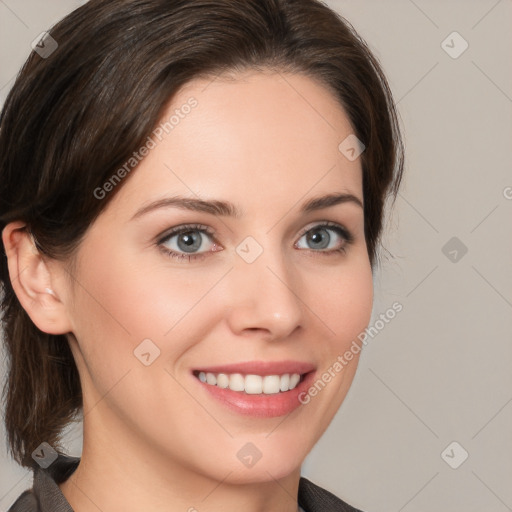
[3,70,373,512]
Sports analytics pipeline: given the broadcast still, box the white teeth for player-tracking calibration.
[216,373,229,388]
[289,373,301,389]
[229,373,245,391]
[263,375,281,394]
[197,371,302,394]
[280,374,290,392]
[245,375,263,394]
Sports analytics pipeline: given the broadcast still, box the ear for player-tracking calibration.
[2,221,73,335]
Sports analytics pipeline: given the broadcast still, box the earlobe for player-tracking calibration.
[2,221,73,335]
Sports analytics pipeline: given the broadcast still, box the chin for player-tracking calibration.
[222,459,303,485]
[186,436,308,485]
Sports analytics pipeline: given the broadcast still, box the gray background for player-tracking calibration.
[1,1,511,511]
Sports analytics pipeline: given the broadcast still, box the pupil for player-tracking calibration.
[178,232,201,252]
[308,229,329,249]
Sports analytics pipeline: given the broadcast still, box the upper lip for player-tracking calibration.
[193,360,316,376]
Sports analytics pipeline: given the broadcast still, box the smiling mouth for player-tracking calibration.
[193,370,307,395]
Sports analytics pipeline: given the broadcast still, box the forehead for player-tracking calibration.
[104,70,363,219]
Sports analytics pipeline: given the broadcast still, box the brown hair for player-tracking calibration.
[0,0,404,468]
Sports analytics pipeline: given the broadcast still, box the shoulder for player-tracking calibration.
[7,454,79,512]
[7,490,39,512]
[298,476,364,512]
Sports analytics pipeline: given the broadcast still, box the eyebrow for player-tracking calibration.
[131,192,363,221]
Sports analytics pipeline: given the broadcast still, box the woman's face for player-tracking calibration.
[59,70,373,483]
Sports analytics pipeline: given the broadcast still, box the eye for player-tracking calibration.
[295,222,353,254]
[157,224,222,261]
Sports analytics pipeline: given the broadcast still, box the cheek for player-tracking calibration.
[336,264,373,338]
[297,257,373,424]
[306,256,374,350]
[69,244,228,374]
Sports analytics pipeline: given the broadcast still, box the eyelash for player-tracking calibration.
[156,222,354,262]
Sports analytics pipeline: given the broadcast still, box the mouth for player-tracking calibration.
[191,361,316,417]
[193,370,306,395]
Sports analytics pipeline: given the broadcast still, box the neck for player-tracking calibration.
[59,413,302,512]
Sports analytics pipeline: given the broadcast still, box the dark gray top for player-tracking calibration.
[7,455,363,512]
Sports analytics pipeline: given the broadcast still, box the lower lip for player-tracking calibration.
[194,372,316,418]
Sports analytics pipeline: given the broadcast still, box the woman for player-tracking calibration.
[0,0,404,510]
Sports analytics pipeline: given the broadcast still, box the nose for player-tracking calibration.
[225,250,304,341]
